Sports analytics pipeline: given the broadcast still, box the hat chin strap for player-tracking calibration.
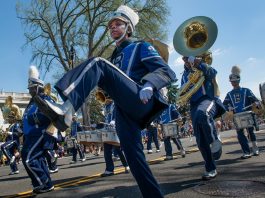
[115,24,129,44]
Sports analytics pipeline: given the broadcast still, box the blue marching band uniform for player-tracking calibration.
[20,65,56,193]
[3,6,263,198]
[159,104,185,160]
[223,66,260,158]
[1,122,22,174]
[101,101,129,177]
[22,95,55,193]
[33,5,175,197]
[146,122,161,154]
[69,116,86,163]
[181,56,226,180]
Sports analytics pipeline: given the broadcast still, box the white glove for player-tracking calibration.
[139,82,154,104]
[110,120,115,127]
[188,56,195,66]
[255,101,261,106]
[228,106,234,111]
[91,124,97,128]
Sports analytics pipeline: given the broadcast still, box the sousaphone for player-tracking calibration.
[173,16,218,105]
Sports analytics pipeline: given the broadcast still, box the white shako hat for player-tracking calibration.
[28,65,44,88]
[108,5,139,34]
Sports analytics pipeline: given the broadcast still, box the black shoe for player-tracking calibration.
[33,95,69,131]
[101,171,114,177]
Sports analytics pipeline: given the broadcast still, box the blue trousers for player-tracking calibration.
[164,137,183,156]
[147,127,160,150]
[1,140,19,172]
[237,127,256,154]
[43,133,58,170]
[71,142,85,161]
[103,143,128,172]
[191,98,219,172]
[55,57,165,198]
[21,134,52,189]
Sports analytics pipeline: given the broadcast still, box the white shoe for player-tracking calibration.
[70,160,77,164]
[125,166,130,173]
[252,141,259,156]
[49,168,59,174]
[9,170,19,175]
[164,156,173,161]
[156,149,160,153]
[253,149,259,156]
[80,158,86,162]
[241,153,252,159]
[202,169,217,180]
[101,170,114,177]
[180,149,186,158]
[113,157,120,161]
[147,150,153,154]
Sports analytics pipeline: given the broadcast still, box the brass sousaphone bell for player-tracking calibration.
[173,16,218,105]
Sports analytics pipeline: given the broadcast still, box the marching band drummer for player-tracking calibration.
[69,114,86,164]
[158,102,186,161]
[21,66,54,193]
[181,52,226,180]
[33,5,175,197]
[0,107,22,175]
[101,100,130,177]
[223,65,261,159]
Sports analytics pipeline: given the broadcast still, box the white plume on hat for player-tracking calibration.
[231,65,241,76]
[229,65,241,82]
[28,65,44,87]
[29,65,40,79]
[109,5,139,31]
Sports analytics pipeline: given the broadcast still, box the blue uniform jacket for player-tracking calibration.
[181,62,217,104]
[22,95,52,137]
[104,102,115,124]
[110,40,176,90]
[70,120,82,137]
[6,123,22,146]
[223,87,259,113]
[159,104,181,124]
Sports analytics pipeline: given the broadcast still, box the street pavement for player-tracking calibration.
[1,126,265,198]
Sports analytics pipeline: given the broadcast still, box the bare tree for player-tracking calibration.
[16,0,169,125]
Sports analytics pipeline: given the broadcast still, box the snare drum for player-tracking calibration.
[101,131,120,146]
[85,130,102,143]
[161,123,178,137]
[233,111,256,130]
[66,138,74,149]
[76,132,86,142]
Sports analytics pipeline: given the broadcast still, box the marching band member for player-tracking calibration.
[158,100,186,160]
[101,100,129,177]
[69,114,86,163]
[0,105,22,175]
[181,53,226,180]
[33,5,175,197]
[223,66,261,158]
[146,122,161,154]
[21,66,54,193]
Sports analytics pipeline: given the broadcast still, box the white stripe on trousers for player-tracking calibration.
[25,135,44,186]
[206,101,215,142]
